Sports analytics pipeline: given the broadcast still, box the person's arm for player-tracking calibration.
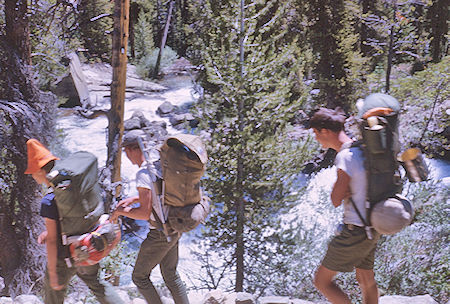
[44,218,64,290]
[330,169,351,207]
[113,187,152,220]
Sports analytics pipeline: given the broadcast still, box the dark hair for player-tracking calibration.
[123,143,140,150]
[308,107,346,132]
[42,160,55,174]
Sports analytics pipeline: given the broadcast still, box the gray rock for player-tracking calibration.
[235,292,256,304]
[0,297,13,304]
[290,299,315,304]
[157,101,178,117]
[379,295,438,304]
[115,289,130,303]
[124,117,142,131]
[202,290,225,304]
[259,296,290,304]
[13,295,43,304]
[52,52,92,108]
[169,113,195,126]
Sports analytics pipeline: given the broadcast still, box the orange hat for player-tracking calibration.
[24,139,59,174]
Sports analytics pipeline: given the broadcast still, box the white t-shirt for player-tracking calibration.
[335,146,368,226]
[136,162,169,229]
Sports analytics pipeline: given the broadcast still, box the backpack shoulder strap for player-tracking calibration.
[349,198,374,240]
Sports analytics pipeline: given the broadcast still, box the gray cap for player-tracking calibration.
[122,129,146,147]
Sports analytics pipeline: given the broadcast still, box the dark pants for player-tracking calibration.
[44,260,123,304]
[132,229,189,304]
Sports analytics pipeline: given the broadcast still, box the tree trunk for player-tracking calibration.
[235,0,245,292]
[0,0,56,294]
[5,0,31,66]
[107,0,130,204]
[153,0,174,78]
[428,0,448,63]
[385,9,396,93]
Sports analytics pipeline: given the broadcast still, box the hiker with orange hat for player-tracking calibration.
[25,139,123,304]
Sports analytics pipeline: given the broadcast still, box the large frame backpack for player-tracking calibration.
[139,134,210,235]
[351,93,414,237]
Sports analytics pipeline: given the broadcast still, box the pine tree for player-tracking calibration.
[134,4,155,60]
[426,0,448,63]
[299,0,359,112]
[77,0,113,61]
[190,0,313,293]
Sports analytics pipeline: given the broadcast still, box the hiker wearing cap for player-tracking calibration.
[309,108,380,304]
[112,129,189,304]
[25,139,123,304]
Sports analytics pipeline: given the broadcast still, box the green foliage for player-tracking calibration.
[190,0,316,293]
[389,57,449,158]
[136,46,178,79]
[374,182,449,303]
[134,8,155,61]
[100,241,137,285]
[26,1,82,90]
[291,0,368,112]
[77,0,113,62]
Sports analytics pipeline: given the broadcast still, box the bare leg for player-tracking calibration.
[356,268,379,304]
[314,265,351,304]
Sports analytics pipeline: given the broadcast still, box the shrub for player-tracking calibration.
[374,181,449,303]
[136,46,178,79]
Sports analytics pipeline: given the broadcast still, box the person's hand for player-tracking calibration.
[38,231,48,244]
[117,197,136,208]
[48,271,64,290]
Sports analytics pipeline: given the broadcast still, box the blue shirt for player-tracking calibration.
[40,192,59,220]
[39,192,66,256]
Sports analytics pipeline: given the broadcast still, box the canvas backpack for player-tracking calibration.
[351,93,414,237]
[47,151,104,237]
[47,151,119,265]
[139,134,209,234]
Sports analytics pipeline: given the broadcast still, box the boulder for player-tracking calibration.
[157,101,178,117]
[13,295,43,304]
[259,296,290,304]
[379,295,438,304]
[202,290,225,304]
[235,292,256,304]
[169,113,195,127]
[52,52,92,108]
[124,117,142,131]
[116,289,131,303]
[290,300,315,304]
[0,297,13,304]
[220,292,255,304]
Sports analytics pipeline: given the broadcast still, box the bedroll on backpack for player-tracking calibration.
[68,215,121,266]
[158,134,209,233]
[47,151,104,237]
[356,93,415,235]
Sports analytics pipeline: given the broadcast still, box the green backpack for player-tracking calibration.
[352,93,414,236]
[47,151,104,238]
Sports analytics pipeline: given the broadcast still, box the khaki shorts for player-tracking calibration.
[321,225,380,272]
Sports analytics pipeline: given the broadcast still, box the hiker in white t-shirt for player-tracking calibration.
[112,130,189,304]
[309,108,380,304]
